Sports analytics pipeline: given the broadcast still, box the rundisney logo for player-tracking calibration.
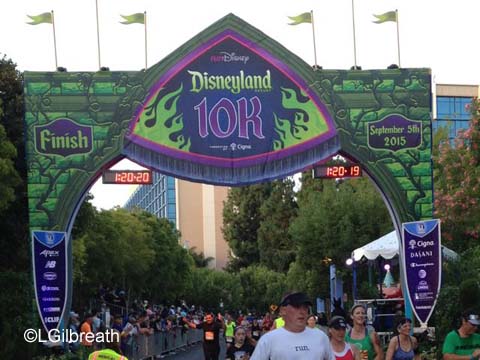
[210,52,250,64]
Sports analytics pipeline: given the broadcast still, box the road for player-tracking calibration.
[164,340,227,360]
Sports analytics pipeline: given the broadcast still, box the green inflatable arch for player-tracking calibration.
[25,14,432,331]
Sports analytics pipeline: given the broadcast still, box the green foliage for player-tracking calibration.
[72,205,193,307]
[257,179,298,272]
[186,267,242,312]
[434,99,480,252]
[137,211,193,303]
[0,55,31,360]
[188,246,214,268]
[223,183,273,270]
[289,176,392,298]
[0,271,38,360]
[0,123,19,212]
[238,265,287,312]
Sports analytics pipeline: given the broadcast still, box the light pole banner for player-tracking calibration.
[32,231,68,333]
[401,219,441,326]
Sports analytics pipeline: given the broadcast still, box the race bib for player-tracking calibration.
[234,350,247,360]
[205,331,215,341]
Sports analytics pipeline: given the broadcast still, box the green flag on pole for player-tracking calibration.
[120,13,145,24]
[26,12,53,25]
[287,12,312,25]
[372,11,397,24]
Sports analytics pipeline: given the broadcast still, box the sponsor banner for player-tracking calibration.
[127,30,337,169]
[401,220,441,326]
[32,231,68,333]
[367,114,422,152]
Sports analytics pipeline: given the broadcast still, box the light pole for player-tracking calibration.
[346,258,357,301]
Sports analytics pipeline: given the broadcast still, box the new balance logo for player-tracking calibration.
[45,261,57,269]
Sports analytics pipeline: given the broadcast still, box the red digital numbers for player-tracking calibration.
[103,170,152,184]
[313,165,362,179]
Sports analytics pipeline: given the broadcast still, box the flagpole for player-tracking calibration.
[351,0,358,68]
[144,11,148,70]
[51,10,58,69]
[95,0,101,69]
[310,10,318,69]
[396,9,401,67]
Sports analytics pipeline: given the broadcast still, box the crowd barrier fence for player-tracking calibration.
[124,327,203,359]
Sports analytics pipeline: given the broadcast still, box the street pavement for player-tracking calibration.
[161,338,227,360]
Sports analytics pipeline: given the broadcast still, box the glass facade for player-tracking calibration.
[433,96,472,142]
[124,172,176,225]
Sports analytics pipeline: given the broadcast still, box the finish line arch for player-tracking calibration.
[25,14,433,332]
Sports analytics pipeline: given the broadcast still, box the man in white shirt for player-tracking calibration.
[251,292,334,360]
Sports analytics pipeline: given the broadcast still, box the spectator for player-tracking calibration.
[443,311,480,360]
[250,291,334,360]
[69,311,81,353]
[80,313,94,360]
[120,316,138,355]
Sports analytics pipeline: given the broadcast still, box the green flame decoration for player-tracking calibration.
[273,87,329,150]
[133,84,190,151]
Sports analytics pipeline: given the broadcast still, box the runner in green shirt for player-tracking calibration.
[443,312,480,359]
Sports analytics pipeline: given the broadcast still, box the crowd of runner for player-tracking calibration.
[65,289,480,360]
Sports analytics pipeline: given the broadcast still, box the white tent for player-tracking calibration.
[352,230,459,261]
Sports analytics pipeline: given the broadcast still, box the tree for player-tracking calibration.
[289,175,392,298]
[0,55,34,360]
[433,99,480,252]
[238,265,287,312]
[0,122,19,212]
[257,179,297,272]
[186,267,242,312]
[188,246,214,268]
[136,211,193,304]
[223,183,274,270]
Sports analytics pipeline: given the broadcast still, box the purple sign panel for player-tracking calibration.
[401,220,441,325]
[367,114,422,152]
[127,30,337,168]
[34,118,93,157]
[32,231,68,333]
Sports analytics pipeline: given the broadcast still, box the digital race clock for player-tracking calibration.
[102,170,153,185]
[313,165,362,179]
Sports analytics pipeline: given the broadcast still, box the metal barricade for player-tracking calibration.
[124,327,203,359]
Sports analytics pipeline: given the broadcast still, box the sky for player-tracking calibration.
[3,0,479,209]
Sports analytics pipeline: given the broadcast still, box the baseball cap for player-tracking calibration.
[279,292,312,307]
[465,313,480,326]
[328,316,347,330]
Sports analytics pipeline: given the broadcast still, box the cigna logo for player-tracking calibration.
[34,118,93,157]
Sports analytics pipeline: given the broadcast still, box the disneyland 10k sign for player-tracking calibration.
[401,219,441,327]
[32,231,68,333]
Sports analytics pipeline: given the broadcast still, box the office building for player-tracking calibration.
[434,84,479,142]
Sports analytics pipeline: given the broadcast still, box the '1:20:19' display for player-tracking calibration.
[102,170,153,184]
[313,165,362,179]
